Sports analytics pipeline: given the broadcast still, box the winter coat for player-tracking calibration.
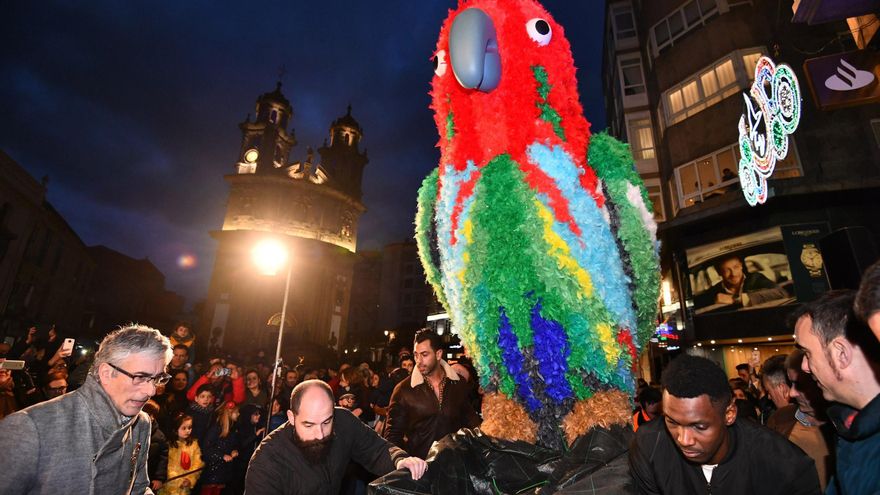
[245,407,408,495]
[384,360,481,459]
[826,393,880,495]
[629,416,821,494]
[186,402,214,445]
[160,440,203,495]
[200,423,241,485]
[0,375,153,495]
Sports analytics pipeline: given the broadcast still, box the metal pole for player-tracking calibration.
[267,261,292,434]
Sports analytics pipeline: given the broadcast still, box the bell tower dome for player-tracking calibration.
[236,82,296,174]
[318,105,368,200]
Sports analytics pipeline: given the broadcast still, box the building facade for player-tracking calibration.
[0,151,94,340]
[346,241,436,362]
[82,245,184,339]
[603,0,880,378]
[202,84,367,358]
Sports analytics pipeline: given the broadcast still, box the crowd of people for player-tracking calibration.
[0,260,879,494]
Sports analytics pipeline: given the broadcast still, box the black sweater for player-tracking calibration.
[629,417,821,494]
[245,407,408,495]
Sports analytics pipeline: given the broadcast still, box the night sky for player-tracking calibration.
[1,1,607,307]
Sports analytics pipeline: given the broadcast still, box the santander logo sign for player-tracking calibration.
[825,58,876,92]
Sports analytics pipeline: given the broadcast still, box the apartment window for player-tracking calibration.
[646,185,666,222]
[662,48,763,127]
[668,180,680,218]
[611,4,636,41]
[672,141,802,209]
[674,145,740,208]
[650,0,719,56]
[619,54,646,96]
[626,114,655,160]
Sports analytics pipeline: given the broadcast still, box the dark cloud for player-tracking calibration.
[1,1,606,305]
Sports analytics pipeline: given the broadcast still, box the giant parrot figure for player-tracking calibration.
[415,0,661,450]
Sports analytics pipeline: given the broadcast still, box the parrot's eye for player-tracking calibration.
[526,18,552,46]
[433,50,448,76]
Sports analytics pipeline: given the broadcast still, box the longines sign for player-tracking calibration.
[803,49,880,110]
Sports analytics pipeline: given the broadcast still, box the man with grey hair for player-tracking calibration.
[0,324,172,495]
[760,354,792,411]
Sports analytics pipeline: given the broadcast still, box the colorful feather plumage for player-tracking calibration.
[416,0,660,448]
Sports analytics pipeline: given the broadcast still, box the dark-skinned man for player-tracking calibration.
[383,329,481,459]
[629,354,820,494]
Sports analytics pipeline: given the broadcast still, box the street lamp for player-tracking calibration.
[252,238,292,433]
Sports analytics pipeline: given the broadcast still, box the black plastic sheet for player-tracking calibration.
[369,425,635,494]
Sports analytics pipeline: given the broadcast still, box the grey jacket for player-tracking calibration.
[0,374,153,495]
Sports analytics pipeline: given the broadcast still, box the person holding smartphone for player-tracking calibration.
[186,362,245,408]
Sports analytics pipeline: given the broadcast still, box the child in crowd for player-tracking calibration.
[168,322,196,363]
[161,413,203,495]
[267,397,287,432]
[187,385,215,445]
[199,402,241,495]
[226,403,266,495]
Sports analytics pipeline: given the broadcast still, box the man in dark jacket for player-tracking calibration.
[794,290,880,495]
[629,354,820,494]
[245,380,426,494]
[384,329,481,459]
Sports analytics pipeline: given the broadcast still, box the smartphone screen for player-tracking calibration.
[0,360,26,370]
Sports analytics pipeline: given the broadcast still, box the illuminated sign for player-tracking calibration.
[803,49,880,111]
[654,322,680,348]
[738,56,802,206]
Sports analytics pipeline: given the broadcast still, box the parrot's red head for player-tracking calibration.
[431,0,591,172]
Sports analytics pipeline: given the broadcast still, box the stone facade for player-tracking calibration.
[203,84,367,357]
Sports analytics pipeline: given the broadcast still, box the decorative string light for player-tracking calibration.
[738,56,802,206]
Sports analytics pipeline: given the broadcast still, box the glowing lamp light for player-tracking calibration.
[252,239,288,276]
[244,148,259,163]
[177,254,197,269]
[738,56,802,206]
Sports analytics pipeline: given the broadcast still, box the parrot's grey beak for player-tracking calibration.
[449,8,501,92]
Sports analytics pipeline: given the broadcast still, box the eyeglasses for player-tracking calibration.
[107,362,171,386]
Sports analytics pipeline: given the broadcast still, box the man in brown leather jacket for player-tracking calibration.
[383,329,481,459]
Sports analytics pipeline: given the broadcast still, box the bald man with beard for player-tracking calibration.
[245,380,426,495]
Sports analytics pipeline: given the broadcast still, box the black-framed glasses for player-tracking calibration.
[107,362,171,386]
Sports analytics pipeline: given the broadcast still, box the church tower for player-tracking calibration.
[318,105,368,200]
[235,83,296,175]
[203,84,367,359]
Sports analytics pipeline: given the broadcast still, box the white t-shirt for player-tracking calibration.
[701,464,718,483]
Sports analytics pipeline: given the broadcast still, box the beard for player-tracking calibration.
[292,429,335,465]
